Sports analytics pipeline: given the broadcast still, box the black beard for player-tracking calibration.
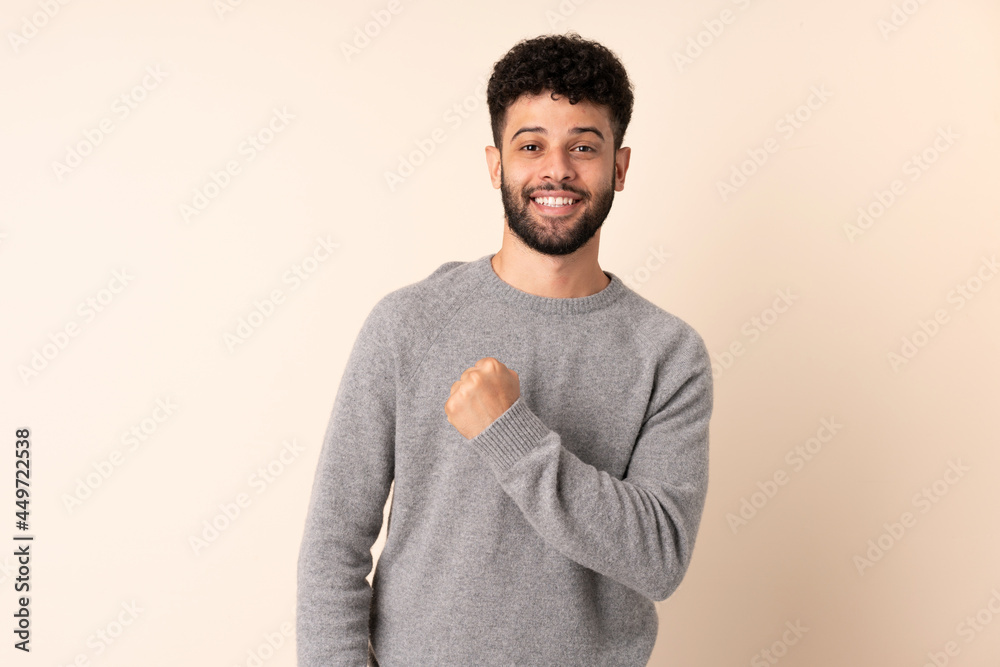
[499,168,615,257]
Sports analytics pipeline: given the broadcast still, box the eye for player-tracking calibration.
[520,144,540,152]
[573,145,595,152]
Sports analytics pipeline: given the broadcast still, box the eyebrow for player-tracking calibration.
[509,126,605,144]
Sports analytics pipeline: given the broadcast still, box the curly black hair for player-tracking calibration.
[487,32,634,154]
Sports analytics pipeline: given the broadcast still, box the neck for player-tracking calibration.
[491,228,609,299]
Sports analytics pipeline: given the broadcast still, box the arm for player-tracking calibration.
[297,301,396,666]
[467,330,713,601]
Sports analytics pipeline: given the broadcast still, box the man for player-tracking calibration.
[297,32,713,666]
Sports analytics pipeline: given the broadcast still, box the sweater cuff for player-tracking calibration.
[468,396,551,474]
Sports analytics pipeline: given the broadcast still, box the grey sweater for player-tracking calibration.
[296,253,713,666]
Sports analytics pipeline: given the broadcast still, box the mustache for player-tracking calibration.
[523,186,587,198]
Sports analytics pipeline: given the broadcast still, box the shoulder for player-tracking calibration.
[361,255,487,351]
[613,283,711,374]
[611,287,713,419]
[373,256,482,319]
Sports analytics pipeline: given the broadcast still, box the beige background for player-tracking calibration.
[2,0,999,665]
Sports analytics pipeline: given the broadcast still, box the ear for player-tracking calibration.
[485,145,502,189]
[614,146,631,192]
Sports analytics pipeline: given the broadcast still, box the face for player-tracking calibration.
[486,91,630,257]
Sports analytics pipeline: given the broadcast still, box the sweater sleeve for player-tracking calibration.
[296,300,397,666]
[467,328,713,602]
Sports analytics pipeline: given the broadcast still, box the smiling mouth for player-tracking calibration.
[530,195,582,215]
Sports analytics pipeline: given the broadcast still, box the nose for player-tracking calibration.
[539,147,576,183]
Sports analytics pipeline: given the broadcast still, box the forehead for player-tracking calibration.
[503,91,611,139]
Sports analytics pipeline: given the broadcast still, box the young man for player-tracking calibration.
[297,32,713,666]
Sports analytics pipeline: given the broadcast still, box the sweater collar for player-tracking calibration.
[472,253,626,315]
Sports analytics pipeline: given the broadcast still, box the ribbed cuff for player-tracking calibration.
[469,396,551,473]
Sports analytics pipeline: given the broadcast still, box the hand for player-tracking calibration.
[444,357,520,440]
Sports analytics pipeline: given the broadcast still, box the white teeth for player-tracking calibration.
[533,196,578,207]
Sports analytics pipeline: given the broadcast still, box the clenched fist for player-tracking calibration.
[444,357,520,440]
